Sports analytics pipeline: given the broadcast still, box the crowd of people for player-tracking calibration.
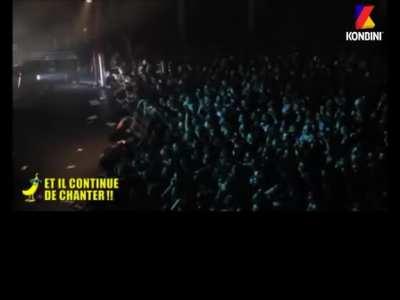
[100,49,388,211]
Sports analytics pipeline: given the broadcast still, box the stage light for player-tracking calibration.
[17,73,22,88]
[36,74,41,81]
[98,54,104,87]
[86,0,93,4]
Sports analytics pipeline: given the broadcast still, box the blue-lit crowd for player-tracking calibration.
[101,51,388,211]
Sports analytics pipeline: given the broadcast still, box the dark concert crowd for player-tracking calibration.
[100,49,388,211]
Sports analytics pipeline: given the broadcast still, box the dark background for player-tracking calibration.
[13,0,387,59]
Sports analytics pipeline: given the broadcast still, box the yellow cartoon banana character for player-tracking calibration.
[22,173,41,203]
